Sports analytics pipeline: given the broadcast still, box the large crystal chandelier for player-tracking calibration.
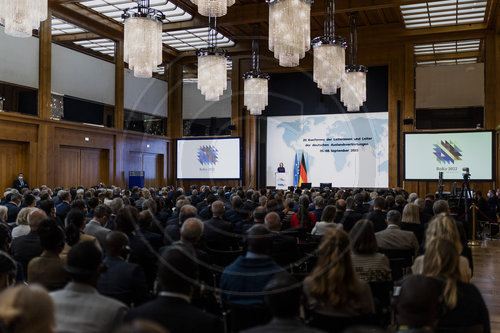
[341,12,367,112]
[268,0,312,67]
[123,1,165,78]
[244,34,270,116]
[197,18,229,101]
[0,0,47,38]
[312,0,346,95]
[190,0,235,17]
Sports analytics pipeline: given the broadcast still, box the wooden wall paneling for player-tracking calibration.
[231,56,244,139]
[114,41,124,130]
[114,133,126,188]
[244,112,258,188]
[177,180,240,189]
[79,148,110,187]
[143,153,160,188]
[0,140,29,193]
[167,61,183,139]
[38,14,51,120]
[58,146,81,188]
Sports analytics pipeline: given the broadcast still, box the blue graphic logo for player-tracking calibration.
[197,145,218,165]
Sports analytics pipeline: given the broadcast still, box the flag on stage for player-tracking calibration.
[293,153,300,187]
[299,153,308,186]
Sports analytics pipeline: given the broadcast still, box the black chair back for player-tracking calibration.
[227,303,272,332]
[378,248,414,281]
[206,247,244,268]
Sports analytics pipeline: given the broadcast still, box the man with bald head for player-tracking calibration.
[334,199,346,223]
[265,212,299,266]
[10,209,46,276]
[203,201,238,250]
[98,231,150,306]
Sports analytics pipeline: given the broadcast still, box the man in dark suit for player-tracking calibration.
[203,201,238,250]
[310,196,324,221]
[334,199,346,223]
[164,204,198,245]
[125,245,223,333]
[55,190,71,221]
[241,274,323,333]
[340,197,363,232]
[365,196,387,232]
[10,209,46,276]
[97,231,150,306]
[423,194,435,217]
[375,210,419,256]
[12,173,29,192]
[220,225,284,306]
[264,212,299,266]
[4,192,22,223]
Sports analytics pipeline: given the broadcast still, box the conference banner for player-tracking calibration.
[266,113,389,188]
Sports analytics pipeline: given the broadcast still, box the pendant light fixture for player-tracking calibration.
[197,17,229,101]
[190,0,235,17]
[268,0,312,67]
[341,12,367,112]
[123,0,165,78]
[311,0,346,95]
[243,26,270,116]
[0,0,48,38]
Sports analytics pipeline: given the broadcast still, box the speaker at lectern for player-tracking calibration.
[275,172,289,190]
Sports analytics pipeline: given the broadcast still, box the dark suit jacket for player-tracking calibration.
[242,318,324,333]
[340,210,363,232]
[334,211,344,223]
[203,217,238,250]
[13,179,29,192]
[56,201,71,221]
[270,233,300,266]
[365,210,387,232]
[5,202,21,223]
[10,230,43,276]
[125,296,223,333]
[98,256,150,306]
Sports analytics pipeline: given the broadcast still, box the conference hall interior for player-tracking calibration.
[0,0,499,332]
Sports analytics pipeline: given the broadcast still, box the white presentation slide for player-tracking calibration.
[266,113,389,188]
[405,131,493,180]
[177,138,241,179]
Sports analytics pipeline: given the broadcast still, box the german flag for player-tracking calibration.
[299,153,308,186]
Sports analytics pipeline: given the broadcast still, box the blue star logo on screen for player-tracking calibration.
[197,145,219,165]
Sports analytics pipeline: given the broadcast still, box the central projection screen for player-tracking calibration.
[177,138,241,179]
[266,113,388,188]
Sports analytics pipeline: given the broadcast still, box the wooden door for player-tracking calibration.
[0,140,29,192]
[58,147,81,188]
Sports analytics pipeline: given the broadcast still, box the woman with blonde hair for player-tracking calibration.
[12,207,36,239]
[412,213,471,282]
[304,228,374,322]
[0,284,55,333]
[422,237,489,332]
[400,203,424,244]
[0,207,7,225]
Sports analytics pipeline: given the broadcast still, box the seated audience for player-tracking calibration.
[412,213,471,282]
[400,203,424,245]
[50,241,128,333]
[304,228,374,320]
[349,220,391,282]
[164,204,197,245]
[264,212,300,266]
[291,196,317,230]
[55,190,72,221]
[83,204,111,249]
[136,210,163,251]
[311,196,325,221]
[125,246,223,333]
[0,284,55,333]
[422,237,489,332]
[241,273,324,333]
[61,209,100,259]
[12,207,35,239]
[365,197,387,232]
[10,209,46,276]
[339,197,363,232]
[312,205,342,235]
[28,218,69,290]
[0,251,17,290]
[97,231,149,306]
[395,274,443,332]
[203,201,238,250]
[334,199,346,223]
[375,210,419,255]
[4,193,21,223]
[220,225,284,306]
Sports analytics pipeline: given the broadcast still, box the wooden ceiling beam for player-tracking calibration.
[52,32,101,42]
